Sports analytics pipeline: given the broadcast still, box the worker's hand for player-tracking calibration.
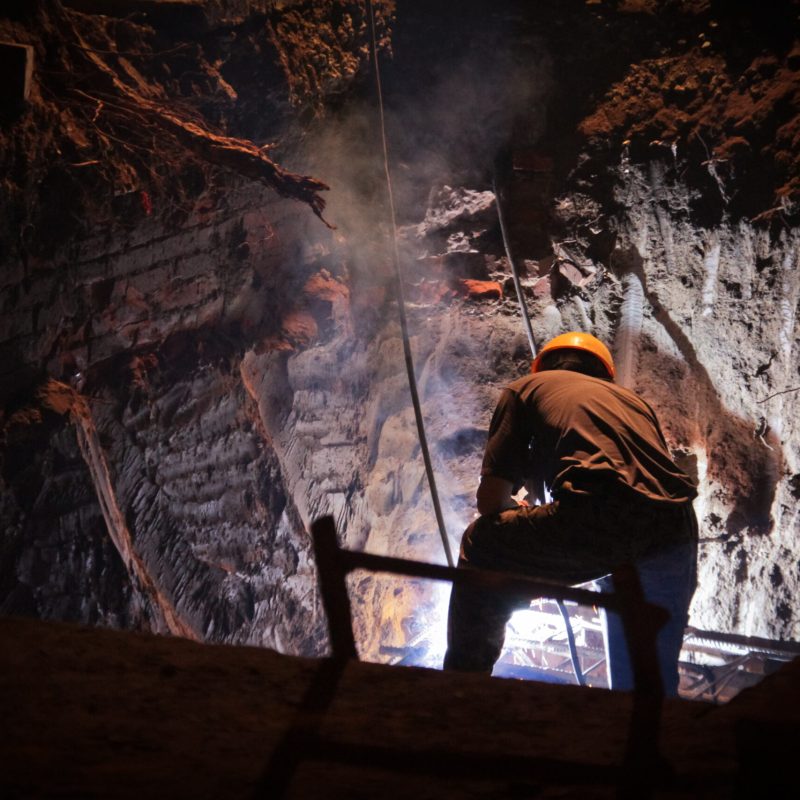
[524,477,547,505]
[516,498,530,508]
[476,475,516,516]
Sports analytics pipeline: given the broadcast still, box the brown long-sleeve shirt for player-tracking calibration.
[481,370,697,505]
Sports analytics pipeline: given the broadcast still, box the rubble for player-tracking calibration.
[457,279,503,301]
[410,186,496,238]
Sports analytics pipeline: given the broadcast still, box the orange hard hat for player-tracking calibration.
[531,331,615,379]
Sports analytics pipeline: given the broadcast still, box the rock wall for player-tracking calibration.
[2,185,328,652]
[602,163,799,639]
[2,0,799,663]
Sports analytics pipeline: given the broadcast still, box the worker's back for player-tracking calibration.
[490,370,697,504]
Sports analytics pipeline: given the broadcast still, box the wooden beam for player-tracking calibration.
[0,41,34,108]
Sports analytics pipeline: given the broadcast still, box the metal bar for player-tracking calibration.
[309,516,667,797]
[613,563,666,799]
[333,544,628,613]
[684,626,800,657]
[367,0,454,569]
[310,516,358,661]
[557,599,586,686]
[494,160,591,692]
[684,655,752,702]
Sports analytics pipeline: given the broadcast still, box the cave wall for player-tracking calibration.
[1,0,393,652]
[603,163,799,637]
[2,183,330,651]
[2,0,800,662]
[545,161,800,640]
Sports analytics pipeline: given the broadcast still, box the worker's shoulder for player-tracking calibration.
[507,370,651,407]
[507,369,608,394]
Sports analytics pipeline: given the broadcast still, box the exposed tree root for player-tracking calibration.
[38,380,200,640]
[59,2,333,226]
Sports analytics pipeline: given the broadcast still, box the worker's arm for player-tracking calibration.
[476,475,518,516]
[478,387,535,514]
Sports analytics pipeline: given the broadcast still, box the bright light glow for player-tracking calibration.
[383,579,450,669]
[694,443,709,527]
[418,581,451,667]
[390,583,607,683]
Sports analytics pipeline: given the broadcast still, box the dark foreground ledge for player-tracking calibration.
[1,615,798,799]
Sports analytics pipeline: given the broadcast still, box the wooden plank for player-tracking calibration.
[0,41,34,107]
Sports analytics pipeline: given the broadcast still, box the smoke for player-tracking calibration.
[379,42,552,222]
[285,22,554,535]
[276,15,553,664]
[288,18,552,274]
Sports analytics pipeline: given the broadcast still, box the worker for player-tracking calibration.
[443,332,698,695]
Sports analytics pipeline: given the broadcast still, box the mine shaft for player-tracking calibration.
[2,1,800,797]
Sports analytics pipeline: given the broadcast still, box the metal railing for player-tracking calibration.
[256,515,671,799]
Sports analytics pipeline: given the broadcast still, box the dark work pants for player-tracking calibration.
[443,496,697,696]
[598,536,697,695]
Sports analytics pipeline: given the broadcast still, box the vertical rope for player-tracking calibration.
[494,162,584,686]
[493,169,537,359]
[367,0,454,567]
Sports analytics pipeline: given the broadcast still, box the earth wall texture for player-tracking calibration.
[1,0,798,660]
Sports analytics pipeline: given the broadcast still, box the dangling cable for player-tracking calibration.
[493,168,537,358]
[494,160,584,686]
[367,1,454,568]
[557,599,586,686]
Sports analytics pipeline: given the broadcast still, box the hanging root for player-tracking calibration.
[701,238,721,318]
[614,272,645,388]
[59,3,333,226]
[37,380,199,639]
